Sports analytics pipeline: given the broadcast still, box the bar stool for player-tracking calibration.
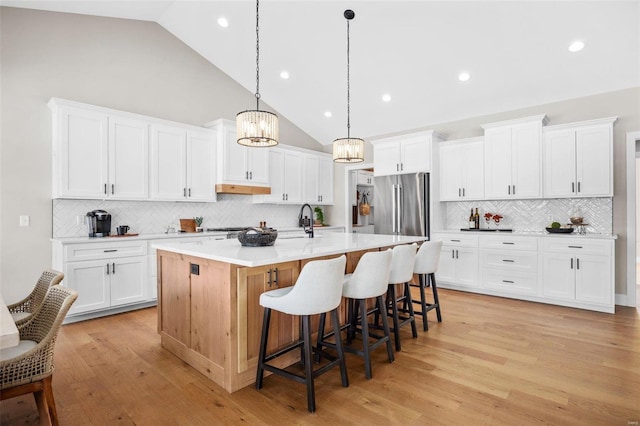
[255,255,348,413]
[316,249,394,379]
[411,240,443,331]
[386,243,418,351]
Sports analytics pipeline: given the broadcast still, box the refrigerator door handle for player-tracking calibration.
[391,184,397,234]
[397,184,403,234]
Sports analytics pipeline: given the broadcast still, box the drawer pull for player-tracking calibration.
[502,280,514,283]
[104,249,118,253]
[568,246,583,249]
[502,259,515,263]
[450,239,461,242]
[502,242,515,245]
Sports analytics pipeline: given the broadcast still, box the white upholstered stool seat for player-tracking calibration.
[385,243,419,351]
[410,240,443,331]
[256,255,348,413]
[317,249,394,379]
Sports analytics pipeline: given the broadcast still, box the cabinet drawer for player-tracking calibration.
[433,233,478,248]
[542,238,612,256]
[480,235,537,251]
[65,241,147,262]
[480,269,538,295]
[480,250,537,272]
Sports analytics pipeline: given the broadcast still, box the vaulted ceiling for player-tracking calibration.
[3,1,639,145]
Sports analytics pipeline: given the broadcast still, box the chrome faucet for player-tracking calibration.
[298,203,314,238]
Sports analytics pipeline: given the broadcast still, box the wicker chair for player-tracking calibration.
[0,286,77,426]
[7,269,64,327]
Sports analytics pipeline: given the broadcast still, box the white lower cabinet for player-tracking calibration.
[52,240,149,317]
[434,233,479,288]
[541,238,614,311]
[433,233,615,313]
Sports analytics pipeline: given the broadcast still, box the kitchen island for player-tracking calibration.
[153,232,426,393]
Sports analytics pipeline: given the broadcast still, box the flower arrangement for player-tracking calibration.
[483,213,503,227]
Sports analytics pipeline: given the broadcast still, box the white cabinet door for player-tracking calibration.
[247,148,270,185]
[186,130,216,201]
[400,136,431,173]
[373,143,401,177]
[575,254,612,305]
[484,127,512,198]
[110,256,148,307]
[439,144,463,201]
[576,126,612,197]
[455,247,479,288]
[542,253,575,300]
[462,141,485,199]
[543,129,576,198]
[58,107,109,198]
[316,156,334,204]
[303,155,320,203]
[221,126,250,185]
[108,116,149,200]
[264,149,286,202]
[65,259,111,314]
[150,124,187,200]
[511,123,542,198]
[437,246,457,283]
[283,150,303,203]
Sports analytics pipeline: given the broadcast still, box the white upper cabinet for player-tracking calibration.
[543,117,616,198]
[149,125,216,202]
[302,153,334,205]
[439,137,484,201]
[50,99,149,200]
[482,115,547,199]
[254,148,303,204]
[371,130,444,177]
[210,119,269,189]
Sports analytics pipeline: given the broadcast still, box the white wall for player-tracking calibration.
[0,7,324,302]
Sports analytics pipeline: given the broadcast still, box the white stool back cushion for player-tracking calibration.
[342,249,392,299]
[389,243,418,284]
[414,240,443,274]
[259,255,346,315]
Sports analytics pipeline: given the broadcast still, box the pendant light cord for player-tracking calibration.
[255,0,261,110]
[346,17,351,139]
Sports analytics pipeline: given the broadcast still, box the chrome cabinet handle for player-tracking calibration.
[508,185,511,195]
[462,188,465,197]
[106,264,110,275]
[502,259,514,263]
[571,258,574,269]
[502,242,514,245]
[577,182,581,192]
[104,183,107,195]
[512,185,516,195]
[103,249,117,253]
[502,280,514,283]
[111,184,115,194]
[576,258,580,269]
[455,249,459,259]
[183,188,186,197]
[568,245,583,249]
[572,182,575,193]
[458,188,461,197]
[249,171,253,180]
[273,268,279,286]
[188,188,191,197]
[112,262,115,274]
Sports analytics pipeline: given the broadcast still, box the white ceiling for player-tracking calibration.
[3,1,639,145]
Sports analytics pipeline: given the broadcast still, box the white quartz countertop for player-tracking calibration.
[152,233,427,267]
[51,226,344,244]
[432,229,618,240]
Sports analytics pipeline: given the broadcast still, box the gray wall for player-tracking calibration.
[330,87,640,298]
[0,7,323,301]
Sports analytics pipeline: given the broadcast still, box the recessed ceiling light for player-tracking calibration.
[458,72,471,82]
[217,17,229,28]
[280,71,290,80]
[324,111,332,118]
[382,94,391,102]
[568,40,584,52]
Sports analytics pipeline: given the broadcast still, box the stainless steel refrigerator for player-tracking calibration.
[374,172,429,237]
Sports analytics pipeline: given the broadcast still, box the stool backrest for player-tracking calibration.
[344,249,392,299]
[284,255,347,315]
[414,240,443,274]
[389,243,418,284]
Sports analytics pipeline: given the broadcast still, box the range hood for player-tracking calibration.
[215,184,271,195]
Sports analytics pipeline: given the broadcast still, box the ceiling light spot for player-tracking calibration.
[217,17,229,28]
[568,40,584,52]
[458,72,471,82]
[324,111,332,118]
[382,94,391,102]
[280,71,290,80]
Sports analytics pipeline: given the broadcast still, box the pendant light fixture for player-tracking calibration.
[333,9,364,163]
[236,0,279,147]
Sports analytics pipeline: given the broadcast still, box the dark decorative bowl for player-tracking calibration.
[237,227,278,247]
[545,227,574,234]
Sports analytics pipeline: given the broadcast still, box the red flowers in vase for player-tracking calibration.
[493,214,503,226]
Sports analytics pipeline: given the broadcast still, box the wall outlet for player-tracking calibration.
[19,215,30,227]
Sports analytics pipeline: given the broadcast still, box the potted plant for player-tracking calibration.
[194,216,204,232]
[313,207,325,226]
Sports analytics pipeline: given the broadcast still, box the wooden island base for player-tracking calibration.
[156,234,424,393]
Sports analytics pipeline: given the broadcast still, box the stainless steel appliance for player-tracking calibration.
[85,209,111,237]
[374,172,429,237]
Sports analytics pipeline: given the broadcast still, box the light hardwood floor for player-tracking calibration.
[2,289,639,425]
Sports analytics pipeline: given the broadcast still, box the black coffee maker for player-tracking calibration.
[86,210,111,237]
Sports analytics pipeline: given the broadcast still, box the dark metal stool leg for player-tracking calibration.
[331,308,349,388]
[359,299,372,379]
[419,274,429,331]
[388,284,402,351]
[315,312,327,363]
[377,295,395,363]
[302,315,315,413]
[431,273,442,322]
[404,282,418,338]
[256,307,271,389]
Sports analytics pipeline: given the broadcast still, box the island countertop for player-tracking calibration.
[153,232,427,267]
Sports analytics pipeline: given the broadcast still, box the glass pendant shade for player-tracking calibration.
[236,109,279,147]
[333,137,364,163]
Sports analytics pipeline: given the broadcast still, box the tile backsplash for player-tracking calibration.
[53,196,313,237]
[445,198,612,234]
